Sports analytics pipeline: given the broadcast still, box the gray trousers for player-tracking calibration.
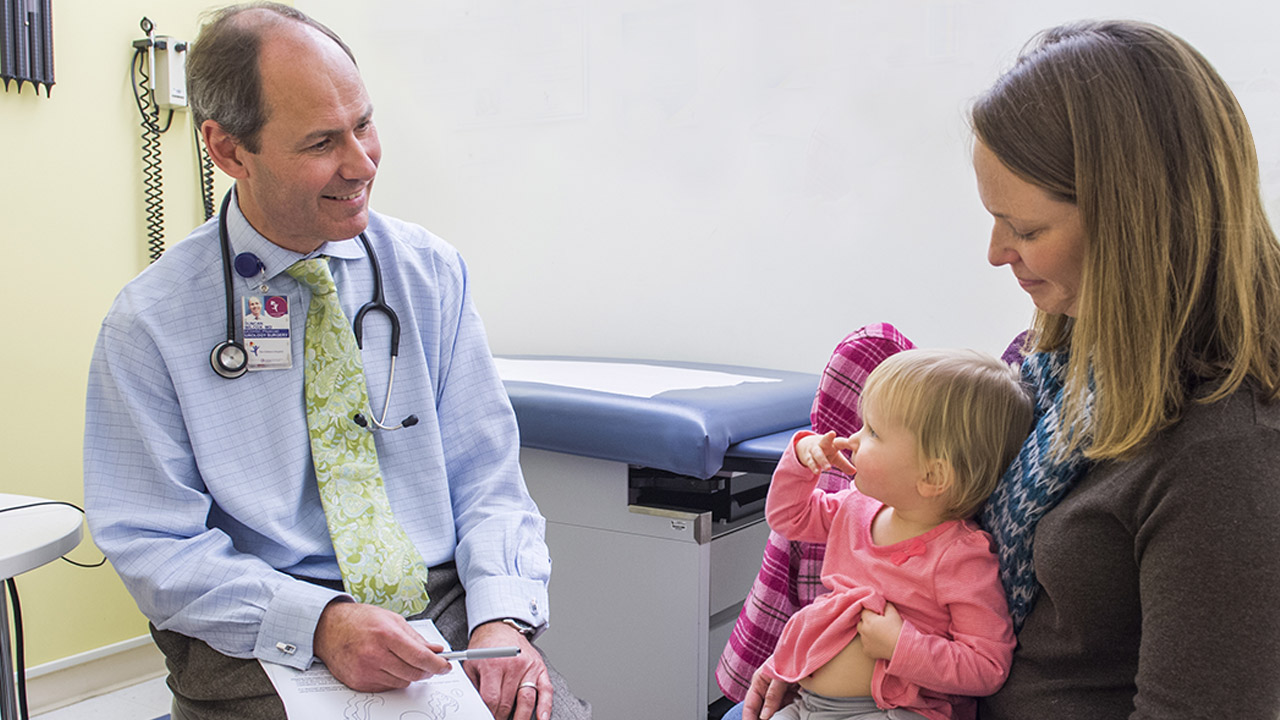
[155,564,590,720]
[773,691,929,720]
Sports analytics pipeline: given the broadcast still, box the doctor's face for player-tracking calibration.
[234,23,380,254]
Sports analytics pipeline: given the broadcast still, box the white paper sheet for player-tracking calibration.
[260,620,492,720]
[494,358,781,398]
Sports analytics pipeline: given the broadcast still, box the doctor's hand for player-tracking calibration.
[794,431,857,476]
[465,620,552,720]
[314,600,451,692]
[743,666,795,720]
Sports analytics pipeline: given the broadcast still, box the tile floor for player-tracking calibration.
[31,675,171,720]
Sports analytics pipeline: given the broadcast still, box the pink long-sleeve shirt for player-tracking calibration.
[761,433,1015,720]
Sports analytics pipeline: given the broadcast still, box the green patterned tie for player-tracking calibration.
[287,257,430,615]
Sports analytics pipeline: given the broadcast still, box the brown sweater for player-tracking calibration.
[980,383,1280,719]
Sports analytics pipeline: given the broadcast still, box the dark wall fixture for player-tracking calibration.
[2,0,54,97]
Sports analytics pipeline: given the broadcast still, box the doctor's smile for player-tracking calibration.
[325,189,367,202]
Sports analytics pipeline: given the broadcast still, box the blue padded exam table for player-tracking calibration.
[497,357,817,720]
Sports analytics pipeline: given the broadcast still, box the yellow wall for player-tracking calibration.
[0,0,259,667]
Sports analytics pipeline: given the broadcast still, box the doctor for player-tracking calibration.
[83,4,589,720]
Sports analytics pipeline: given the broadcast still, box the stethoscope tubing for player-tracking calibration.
[217,190,239,353]
[211,188,415,431]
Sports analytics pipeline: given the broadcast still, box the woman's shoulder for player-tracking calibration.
[1096,383,1280,525]
[1167,381,1280,446]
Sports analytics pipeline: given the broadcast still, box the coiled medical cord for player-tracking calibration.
[131,37,174,263]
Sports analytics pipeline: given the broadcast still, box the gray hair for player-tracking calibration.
[186,1,356,153]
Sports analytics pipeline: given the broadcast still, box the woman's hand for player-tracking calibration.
[794,431,857,476]
[857,602,904,661]
[743,666,796,720]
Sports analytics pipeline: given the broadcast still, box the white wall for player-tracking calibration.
[298,0,1280,374]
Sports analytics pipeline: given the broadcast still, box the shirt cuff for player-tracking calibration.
[883,617,923,680]
[255,578,350,670]
[464,574,550,639]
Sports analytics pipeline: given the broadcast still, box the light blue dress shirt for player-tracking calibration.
[84,197,550,670]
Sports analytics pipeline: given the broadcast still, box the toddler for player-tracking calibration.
[748,348,1032,720]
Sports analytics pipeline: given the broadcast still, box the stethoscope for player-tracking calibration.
[210,189,418,431]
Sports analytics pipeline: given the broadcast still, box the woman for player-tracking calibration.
[974,20,1280,718]
[732,19,1280,720]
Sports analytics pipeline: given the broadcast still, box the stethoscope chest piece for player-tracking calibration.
[211,339,249,379]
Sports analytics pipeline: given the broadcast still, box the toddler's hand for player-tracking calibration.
[794,431,857,476]
[857,602,904,661]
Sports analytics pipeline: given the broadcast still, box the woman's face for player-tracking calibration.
[973,141,1088,317]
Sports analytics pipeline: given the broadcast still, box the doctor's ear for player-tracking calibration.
[201,120,250,180]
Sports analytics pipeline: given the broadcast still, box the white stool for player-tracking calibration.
[0,494,84,720]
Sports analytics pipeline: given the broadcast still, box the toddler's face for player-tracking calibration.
[847,401,928,509]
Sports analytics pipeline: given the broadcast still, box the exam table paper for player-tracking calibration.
[493,357,780,398]
[260,619,491,720]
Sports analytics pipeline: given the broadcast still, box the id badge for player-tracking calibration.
[243,295,293,371]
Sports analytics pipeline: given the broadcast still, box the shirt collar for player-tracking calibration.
[224,186,367,291]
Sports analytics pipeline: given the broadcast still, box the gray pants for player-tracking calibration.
[773,690,930,720]
[156,564,590,720]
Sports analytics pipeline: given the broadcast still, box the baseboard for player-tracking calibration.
[25,634,167,715]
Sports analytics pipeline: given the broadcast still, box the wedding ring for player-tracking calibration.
[519,681,539,690]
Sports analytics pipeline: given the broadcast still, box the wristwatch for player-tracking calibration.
[499,617,536,638]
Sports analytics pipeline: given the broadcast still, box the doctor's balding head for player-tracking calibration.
[187,2,356,153]
[188,1,381,253]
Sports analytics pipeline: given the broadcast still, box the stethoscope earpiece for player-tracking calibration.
[210,340,249,379]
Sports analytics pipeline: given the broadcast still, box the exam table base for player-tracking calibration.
[519,449,769,720]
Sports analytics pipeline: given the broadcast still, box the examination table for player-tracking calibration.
[497,357,818,720]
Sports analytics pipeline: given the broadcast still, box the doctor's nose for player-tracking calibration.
[341,137,380,181]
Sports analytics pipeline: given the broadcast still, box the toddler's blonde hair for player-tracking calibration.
[861,349,1033,519]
